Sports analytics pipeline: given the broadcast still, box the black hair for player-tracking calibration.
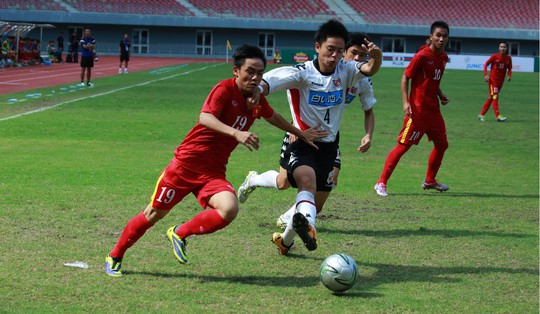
[314,19,349,45]
[345,32,370,50]
[499,41,509,48]
[233,44,266,68]
[430,20,450,35]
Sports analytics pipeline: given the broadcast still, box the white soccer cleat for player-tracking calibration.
[374,182,388,196]
[78,82,85,87]
[237,171,257,203]
[118,68,122,74]
[124,68,128,74]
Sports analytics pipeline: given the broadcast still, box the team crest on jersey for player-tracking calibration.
[333,78,342,88]
[350,86,357,94]
[232,100,239,107]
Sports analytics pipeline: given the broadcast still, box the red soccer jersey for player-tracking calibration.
[174,77,274,175]
[484,53,512,85]
[404,47,448,116]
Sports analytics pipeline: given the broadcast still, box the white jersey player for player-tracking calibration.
[253,20,382,256]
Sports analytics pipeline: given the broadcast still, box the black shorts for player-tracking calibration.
[81,56,94,68]
[280,132,341,170]
[120,53,129,62]
[285,139,338,192]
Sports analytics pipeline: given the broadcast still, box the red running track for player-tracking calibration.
[0,55,225,95]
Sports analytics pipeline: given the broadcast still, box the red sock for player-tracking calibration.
[110,211,153,259]
[492,97,500,117]
[176,209,230,239]
[378,143,410,184]
[425,139,448,184]
[480,98,492,116]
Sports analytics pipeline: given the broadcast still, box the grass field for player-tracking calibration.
[0,62,538,313]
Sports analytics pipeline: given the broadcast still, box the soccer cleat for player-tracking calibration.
[87,82,94,87]
[78,82,85,87]
[478,115,485,122]
[118,68,122,74]
[496,115,507,122]
[276,215,288,230]
[237,171,258,203]
[292,212,317,251]
[166,226,188,264]
[422,181,449,192]
[374,182,388,196]
[272,232,293,255]
[124,69,128,74]
[105,255,123,277]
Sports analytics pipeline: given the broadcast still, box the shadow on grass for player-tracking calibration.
[358,262,538,290]
[316,226,534,239]
[390,192,539,199]
[127,269,383,297]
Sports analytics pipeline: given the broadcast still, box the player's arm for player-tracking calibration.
[199,112,260,151]
[401,73,412,116]
[357,39,382,76]
[438,88,449,105]
[358,108,374,153]
[483,56,493,82]
[507,58,512,81]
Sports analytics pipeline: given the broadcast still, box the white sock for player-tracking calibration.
[295,191,317,228]
[249,170,278,188]
[282,191,316,245]
[279,204,296,222]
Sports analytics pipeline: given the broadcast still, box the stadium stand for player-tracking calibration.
[0,0,67,12]
[344,0,538,30]
[62,0,194,16]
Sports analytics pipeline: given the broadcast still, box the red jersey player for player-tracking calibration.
[374,21,450,197]
[105,44,327,277]
[478,41,512,122]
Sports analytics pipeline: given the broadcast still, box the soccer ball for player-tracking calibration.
[319,253,359,292]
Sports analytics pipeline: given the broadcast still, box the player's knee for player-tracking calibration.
[435,139,449,152]
[218,205,239,222]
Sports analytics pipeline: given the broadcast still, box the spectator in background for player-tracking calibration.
[56,32,64,62]
[47,40,62,63]
[119,33,130,74]
[273,49,282,64]
[478,41,512,122]
[70,32,79,63]
[79,28,96,87]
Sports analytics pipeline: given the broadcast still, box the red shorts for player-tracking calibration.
[397,114,447,146]
[488,82,504,97]
[149,159,236,210]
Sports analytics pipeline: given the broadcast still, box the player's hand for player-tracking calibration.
[235,131,259,151]
[484,75,489,82]
[508,77,511,82]
[362,39,382,59]
[403,102,412,116]
[439,95,449,105]
[358,135,371,153]
[331,166,340,188]
[297,124,329,149]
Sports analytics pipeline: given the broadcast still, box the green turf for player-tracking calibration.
[0,63,537,313]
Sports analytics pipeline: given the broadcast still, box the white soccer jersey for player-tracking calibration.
[263,60,367,142]
[344,77,377,111]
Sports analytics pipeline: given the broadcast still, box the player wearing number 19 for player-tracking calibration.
[374,21,451,197]
[105,44,326,277]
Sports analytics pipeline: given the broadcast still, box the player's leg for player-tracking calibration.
[277,189,330,229]
[491,85,507,121]
[479,84,494,121]
[80,66,85,85]
[375,117,416,195]
[124,57,129,73]
[423,118,449,192]
[119,56,123,74]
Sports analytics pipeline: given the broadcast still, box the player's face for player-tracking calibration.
[498,43,508,55]
[233,58,265,95]
[429,27,449,53]
[343,45,366,62]
[315,37,345,72]
[84,29,91,37]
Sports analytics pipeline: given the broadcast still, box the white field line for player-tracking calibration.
[0,64,220,122]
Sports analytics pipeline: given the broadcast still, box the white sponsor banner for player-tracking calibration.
[381,52,534,72]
